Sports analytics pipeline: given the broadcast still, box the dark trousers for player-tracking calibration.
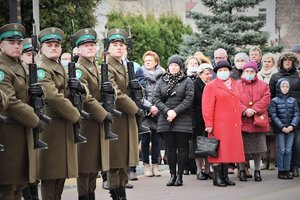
[161,132,190,174]
[141,129,160,164]
[41,179,65,200]
[77,172,98,197]
[0,183,26,200]
[107,168,128,189]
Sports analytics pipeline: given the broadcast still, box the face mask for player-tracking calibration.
[242,74,255,80]
[187,66,198,74]
[217,71,230,80]
[61,60,69,68]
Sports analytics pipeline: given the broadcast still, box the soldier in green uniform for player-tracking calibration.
[36,27,85,200]
[21,37,38,65]
[106,28,140,200]
[19,38,41,200]
[74,28,113,200]
[0,23,41,200]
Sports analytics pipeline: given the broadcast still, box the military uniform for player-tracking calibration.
[106,28,139,199]
[0,89,8,112]
[36,27,81,200]
[74,28,110,200]
[0,23,40,200]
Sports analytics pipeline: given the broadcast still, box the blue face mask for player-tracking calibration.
[243,74,255,80]
[217,71,230,80]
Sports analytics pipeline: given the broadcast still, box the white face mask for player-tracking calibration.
[217,71,230,80]
[61,60,69,68]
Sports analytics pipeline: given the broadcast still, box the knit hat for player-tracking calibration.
[168,55,183,69]
[243,61,258,72]
[280,79,290,87]
[198,63,213,74]
[291,45,300,53]
[213,60,232,73]
[234,52,249,63]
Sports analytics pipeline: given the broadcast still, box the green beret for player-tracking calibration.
[38,27,65,44]
[74,28,97,47]
[22,38,38,53]
[0,23,25,41]
[107,28,128,44]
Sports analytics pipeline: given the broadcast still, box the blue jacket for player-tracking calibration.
[268,78,300,133]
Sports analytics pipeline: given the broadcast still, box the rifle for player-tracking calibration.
[68,19,88,144]
[29,21,51,149]
[126,27,149,134]
[101,26,121,140]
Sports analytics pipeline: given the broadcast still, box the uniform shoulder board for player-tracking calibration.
[75,69,83,79]
[37,69,46,80]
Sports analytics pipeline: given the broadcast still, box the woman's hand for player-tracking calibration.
[205,127,213,133]
[167,110,177,122]
[149,106,158,116]
[245,108,256,117]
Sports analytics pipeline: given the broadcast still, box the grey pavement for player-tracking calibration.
[60,161,300,200]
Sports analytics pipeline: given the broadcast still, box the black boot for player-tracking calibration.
[213,165,227,187]
[30,183,39,200]
[278,171,288,179]
[254,170,262,182]
[292,166,299,177]
[119,186,127,200]
[89,192,95,200]
[109,188,120,200]
[285,171,294,179]
[22,186,33,200]
[221,164,235,186]
[174,173,183,186]
[78,195,90,200]
[166,174,177,186]
[239,170,247,181]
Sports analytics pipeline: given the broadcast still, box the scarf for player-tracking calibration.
[166,70,184,95]
[223,78,232,90]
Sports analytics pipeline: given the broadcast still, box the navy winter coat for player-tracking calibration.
[268,78,300,133]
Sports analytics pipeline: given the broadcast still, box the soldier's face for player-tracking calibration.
[21,51,38,65]
[108,41,125,59]
[41,42,62,61]
[78,42,96,59]
[0,40,22,59]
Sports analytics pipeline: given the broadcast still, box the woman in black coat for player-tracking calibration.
[192,63,214,180]
[153,55,194,186]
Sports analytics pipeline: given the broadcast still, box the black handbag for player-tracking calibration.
[195,133,220,157]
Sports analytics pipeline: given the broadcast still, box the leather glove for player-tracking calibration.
[68,78,86,94]
[102,81,114,94]
[129,80,142,90]
[28,83,44,97]
[104,112,113,123]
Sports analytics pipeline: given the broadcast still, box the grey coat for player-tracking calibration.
[153,73,194,133]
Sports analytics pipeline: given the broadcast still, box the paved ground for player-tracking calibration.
[60,161,300,200]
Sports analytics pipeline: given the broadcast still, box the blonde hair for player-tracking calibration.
[142,51,160,64]
[262,53,276,65]
[194,51,211,64]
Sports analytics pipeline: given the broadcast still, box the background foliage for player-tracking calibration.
[179,0,283,61]
[106,11,192,67]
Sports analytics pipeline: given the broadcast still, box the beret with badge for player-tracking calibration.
[107,28,128,44]
[74,28,97,47]
[38,27,65,44]
[0,23,25,41]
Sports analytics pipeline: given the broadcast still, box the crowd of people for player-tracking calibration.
[1,21,300,200]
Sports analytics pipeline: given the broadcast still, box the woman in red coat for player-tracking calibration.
[202,60,245,187]
[237,61,270,182]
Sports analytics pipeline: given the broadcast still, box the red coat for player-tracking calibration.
[237,77,270,133]
[202,78,245,163]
